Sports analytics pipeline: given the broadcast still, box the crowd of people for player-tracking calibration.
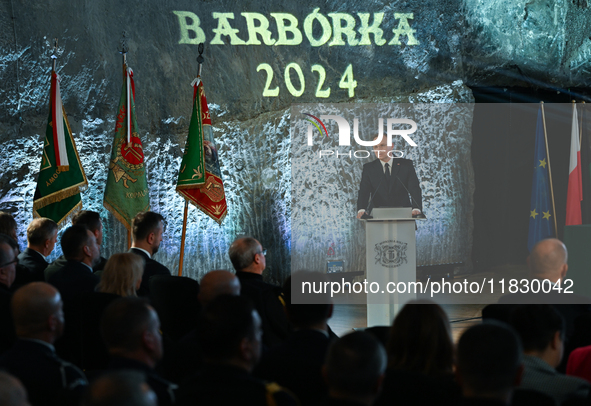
[0,210,591,405]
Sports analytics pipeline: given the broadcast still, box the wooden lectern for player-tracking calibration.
[363,207,419,327]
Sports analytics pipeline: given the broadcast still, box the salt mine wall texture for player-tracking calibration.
[0,0,589,282]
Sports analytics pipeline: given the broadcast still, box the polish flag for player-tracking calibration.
[566,103,583,225]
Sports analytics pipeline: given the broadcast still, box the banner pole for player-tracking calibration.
[541,101,558,236]
[178,200,189,276]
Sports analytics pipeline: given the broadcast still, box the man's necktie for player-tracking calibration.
[385,163,391,194]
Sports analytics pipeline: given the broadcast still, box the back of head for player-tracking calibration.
[199,295,257,362]
[11,282,62,338]
[101,297,153,352]
[509,304,564,353]
[228,237,260,271]
[528,238,567,280]
[131,212,164,242]
[387,300,453,376]
[98,253,144,297]
[61,225,91,261]
[72,210,102,233]
[81,370,157,406]
[0,371,29,406]
[325,331,387,398]
[457,322,522,397]
[26,218,57,246]
[199,270,240,307]
[0,212,18,241]
[283,271,332,328]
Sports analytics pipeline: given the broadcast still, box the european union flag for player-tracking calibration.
[528,107,555,252]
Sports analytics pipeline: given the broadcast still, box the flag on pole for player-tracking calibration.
[103,63,150,230]
[33,69,88,226]
[176,78,227,224]
[580,103,591,223]
[528,107,555,251]
[566,103,583,226]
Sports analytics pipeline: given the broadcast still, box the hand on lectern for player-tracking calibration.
[357,210,366,219]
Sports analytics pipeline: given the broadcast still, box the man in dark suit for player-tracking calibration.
[229,237,291,349]
[18,218,57,282]
[129,211,171,297]
[357,135,422,218]
[101,297,177,406]
[256,271,334,404]
[45,211,108,282]
[177,295,297,406]
[0,234,18,354]
[48,225,100,299]
[323,331,387,406]
[0,282,88,406]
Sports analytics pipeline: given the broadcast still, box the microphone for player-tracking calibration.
[361,169,387,219]
[395,176,426,219]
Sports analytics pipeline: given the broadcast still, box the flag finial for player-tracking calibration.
[120,31,128,64]
[51,38,58,70]
[197,43,204,77]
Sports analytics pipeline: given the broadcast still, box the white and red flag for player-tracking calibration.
[566,103,583,225]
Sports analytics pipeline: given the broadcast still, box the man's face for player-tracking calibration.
[372,136,394,162]
[0,244,17,289]
[249,309,263,367]
[85,231,101,267]
[46,229,58,254]
[95,222,104,246]
[147,307,163,362]
[151,222,164,255]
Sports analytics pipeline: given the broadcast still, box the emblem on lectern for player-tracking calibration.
[375,240,408,268]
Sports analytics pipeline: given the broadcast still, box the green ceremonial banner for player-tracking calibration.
[33,71,88,226]
[103,65,150,230]
[177,79,206,189]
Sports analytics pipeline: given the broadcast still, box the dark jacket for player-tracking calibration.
[17,247,48,281]
[0,339,87,406]
[236,271,291,349]
[129,248,171,296]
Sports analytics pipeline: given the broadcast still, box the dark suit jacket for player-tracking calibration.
[45,255,107,282]
[357,158,422,212]
[0,339,87,406]
[17,247,48,281]
[107,355,177,406]
[255,329,332,405]
[129,248,171,296]
[0,283,14,355]
[47,260,99,300]
[375,369,460,406]
[236,271,291,349]
[177,364,297,406]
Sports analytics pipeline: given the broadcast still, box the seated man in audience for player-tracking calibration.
[0,234,18,354]
[101,297,177,406]
[81,370,157,406]
[256,271,333,405]
[45,211,108,281]
[0,213,30,290]
[0,282,88,406]
[323,331,387,406]
[160,269,241,384]
[485,238,591,371]
[129,211,170,296]
[0,371,29,406]
[456,322,527,406]
[229,237,290,348]
[177,295,297,405]
[47,225,100,299]
[509,304,590,404]
[18,218,57,282]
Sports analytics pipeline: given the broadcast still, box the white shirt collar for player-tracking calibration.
[132,247,152,259]
[81,262,93,272]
